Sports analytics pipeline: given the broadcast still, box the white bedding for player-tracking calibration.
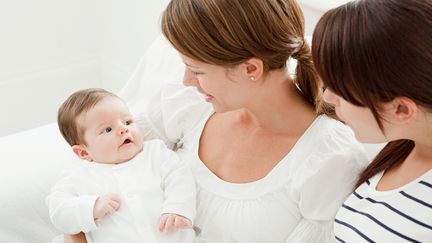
[0,35,383,243]
[0,123,74,242]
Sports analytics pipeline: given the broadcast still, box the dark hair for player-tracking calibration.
[312,0,432,188]
[161,0,332,114]
[58,88,116,146]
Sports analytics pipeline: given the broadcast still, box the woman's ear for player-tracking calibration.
[72,145,93,161]
[242,57,263,81]
[382,97,418,124]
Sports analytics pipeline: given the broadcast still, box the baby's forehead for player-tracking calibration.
[78,99,131,126]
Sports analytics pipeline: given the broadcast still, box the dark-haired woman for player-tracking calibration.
[313,0,432,241]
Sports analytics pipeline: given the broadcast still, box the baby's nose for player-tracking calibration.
[119,126,129,135]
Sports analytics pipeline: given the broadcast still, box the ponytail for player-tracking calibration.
[293,42,336,117]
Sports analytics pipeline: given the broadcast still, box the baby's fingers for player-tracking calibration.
[104,204,117,216]
[174,216,192,229]
[159,214,176,232]
[109,199,121,210]
[158,214,169,232]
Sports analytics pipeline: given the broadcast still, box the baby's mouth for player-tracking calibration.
[121,138,133,146]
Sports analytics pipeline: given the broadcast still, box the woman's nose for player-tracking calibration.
[183,68,198,87]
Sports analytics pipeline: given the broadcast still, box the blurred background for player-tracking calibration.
[0,0,350,137]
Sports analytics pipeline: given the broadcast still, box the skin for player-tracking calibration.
[323,88,432,190]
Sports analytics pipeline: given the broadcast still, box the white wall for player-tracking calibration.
[301,5,324,36]
[0,0,168,137]
[97,0,169,92]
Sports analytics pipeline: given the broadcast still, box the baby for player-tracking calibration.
[46,88,196,243]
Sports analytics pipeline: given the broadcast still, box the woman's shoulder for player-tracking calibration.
[304,115,366,154]
[289,115,368,186]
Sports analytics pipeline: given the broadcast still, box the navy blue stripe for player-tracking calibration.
[335,235,346,243]
[342,204,421,243]
[353,191,364,199]
[352,191,432,230]
[419,180,432,188]
[335,218,375,243]
[400,191,432,209]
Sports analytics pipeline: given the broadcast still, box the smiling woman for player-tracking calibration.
[135,0,368,242]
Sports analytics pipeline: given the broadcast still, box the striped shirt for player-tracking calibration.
[334,169,432,243]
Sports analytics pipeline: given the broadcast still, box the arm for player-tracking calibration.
[46,172,99,234]
[285,128,367,243]
[47,171,121,234]
[158,144,197,224]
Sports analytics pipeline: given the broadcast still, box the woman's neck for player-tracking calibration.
[232,70,317,135]
[409,143,432,167]
[403,112,432,163]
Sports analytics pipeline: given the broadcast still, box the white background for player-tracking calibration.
[0,0,349,137]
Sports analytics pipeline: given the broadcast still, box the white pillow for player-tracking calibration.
[118,35,185,113]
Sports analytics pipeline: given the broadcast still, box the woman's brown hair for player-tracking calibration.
[161,0,330,114]
[312,0,432,188]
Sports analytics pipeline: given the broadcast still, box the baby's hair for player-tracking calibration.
[57,88,117,146]
[312,0,432,188]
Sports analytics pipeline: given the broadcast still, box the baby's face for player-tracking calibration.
[77,96,143,164]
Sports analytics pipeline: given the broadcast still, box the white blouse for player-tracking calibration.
[137,84,368,243]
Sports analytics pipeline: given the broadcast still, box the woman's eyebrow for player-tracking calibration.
[183,61,199,68]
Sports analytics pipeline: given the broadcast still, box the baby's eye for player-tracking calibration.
[104,127,112,133]
[125,120,133,125]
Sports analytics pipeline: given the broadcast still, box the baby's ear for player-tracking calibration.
[72,145,92,161]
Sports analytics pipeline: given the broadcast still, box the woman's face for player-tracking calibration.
[323,88,388,143]
[180,54,255,113]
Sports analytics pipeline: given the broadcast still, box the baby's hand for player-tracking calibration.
[158,213,192,233]
[93,193,121,220]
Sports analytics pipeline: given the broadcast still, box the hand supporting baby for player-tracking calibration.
[158,213,192,233]
[93,193,121,220]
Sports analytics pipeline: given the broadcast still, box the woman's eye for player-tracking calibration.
[191,71,203,76]
[104,127,112,133]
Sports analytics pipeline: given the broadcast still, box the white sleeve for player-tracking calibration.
[286,127,368,243]
[155,141,196,222]
[135,83,211,149]
[46,169,99,234]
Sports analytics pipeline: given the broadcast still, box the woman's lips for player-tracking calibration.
[204,94,214,102]
[195,87,213,102]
